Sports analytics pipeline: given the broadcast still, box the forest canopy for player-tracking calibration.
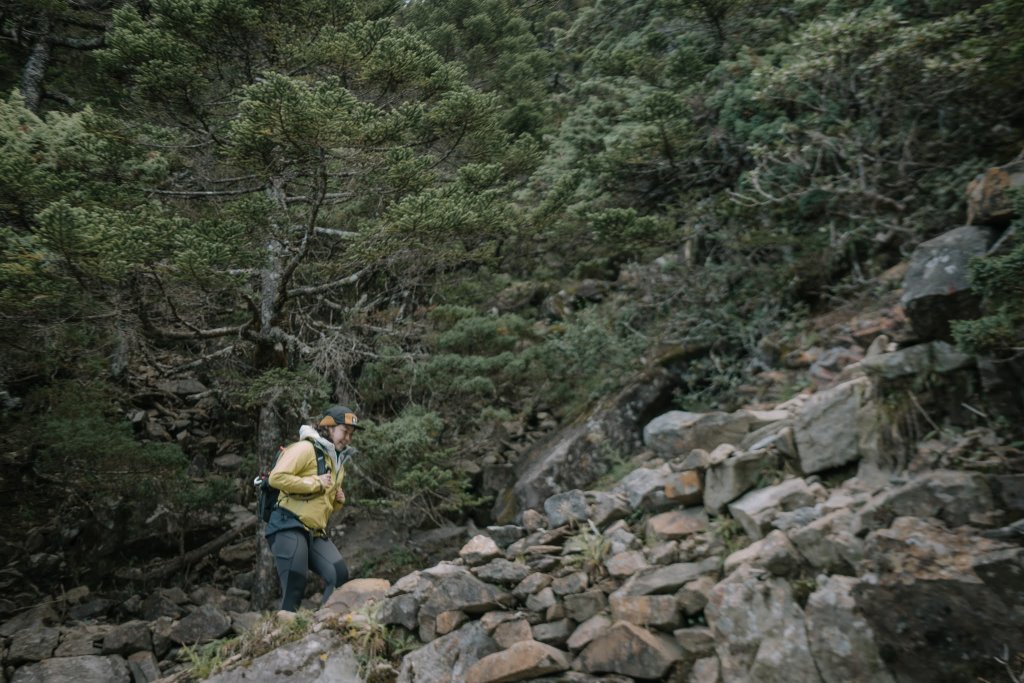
[1,0,1022,562]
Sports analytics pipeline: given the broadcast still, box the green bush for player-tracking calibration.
[952,237,1024,356]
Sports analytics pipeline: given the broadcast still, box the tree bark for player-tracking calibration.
[250,178,290,610]
[21,20,51,113]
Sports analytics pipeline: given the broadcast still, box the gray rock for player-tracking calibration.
[704,451,778,514]
[0,604,59,638]
[8,626,59,663]
[459,536,503,567]
[53,624,108,657]
[416,564,513,642]
[471,558,532,585]
[126,651,161,683]
[10,655,130,683]
[381,594,420,631]
[576,621,683,679]
[585,491,631,527]
[901,225,993,340]
[533,618,575,647]
[398,621,498,683]
[204,631,361,683]
[464,640,570,683]
[673,626,715,659]
[545,490,590,528]
[611,466,673,512]
[859,341,974,380]
[853,470,995,534]
[496,370,673,522]
[854,517,1022,683]
[551,571,589,596]
[646,508,709,541]
[723,529,802,577]
[705,565,822,683]
[728,478,816,540]
[567,614,612,651]
[613,558,719,598]
[169,604,231,645]
[805,576,894,683]
[789,509,862,574]
[792,378,876,475]
[101,620,151,656]
[485,525,525,549]
[492,617,532,648]
[609,594,681,630]
[564,590,608,623]
[644,410,754,457]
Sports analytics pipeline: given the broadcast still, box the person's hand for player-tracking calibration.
[317,473,333,490]
[335,487,346,504]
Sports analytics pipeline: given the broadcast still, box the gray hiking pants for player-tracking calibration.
[269,528,349,612]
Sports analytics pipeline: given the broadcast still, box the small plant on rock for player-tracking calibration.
[564,520,610,581]
[708,517,750,556]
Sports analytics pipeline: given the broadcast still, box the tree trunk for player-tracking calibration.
[250,178,290,610]
[21,20,51,113]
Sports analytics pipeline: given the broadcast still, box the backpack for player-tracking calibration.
[255,440,328,523]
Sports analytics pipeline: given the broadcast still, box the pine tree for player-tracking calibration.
[96,0,516,606]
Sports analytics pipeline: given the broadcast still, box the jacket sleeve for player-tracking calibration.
[268,442,322,495]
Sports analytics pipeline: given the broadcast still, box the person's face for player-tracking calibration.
[328,424,354,450]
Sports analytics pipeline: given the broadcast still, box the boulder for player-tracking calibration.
[567,615,612,652]
[7,626,59,663]
[10,654,130,683]
[643,410,754,457]
[792,378,876,475]
[126,651,161,683]
[853,517,1024,683]
[704,451,778,514]
[705,565,822,683]
[168,604,231,645]
[415,564,513,642]
[645,508,709,541]
[663,470,703,506]
[492,618,532,649]
[613,558,719,598]
[460,536,503,567]
[723,529,802,577]
[853,470,995,534]
[805,576,895,683]
[728,478,816,540]
[609,594,681,630]
[611,466,674,512]
[496,369,673,522]
[966,162,1024,226]
[900,225,993,341]
[204,631,360,683]
[465,640,571,683]
[858,341,974,381]
[397,622,499,683]
[471,559,532,586]
[101,620,151,656]
[576,621,683,679]
[788,509,863,574]
[321,578,390,617]
[544,490,590,528]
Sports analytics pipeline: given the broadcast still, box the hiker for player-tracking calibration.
[265,405,361,612]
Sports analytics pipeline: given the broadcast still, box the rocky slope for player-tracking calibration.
[2,213,1023,682]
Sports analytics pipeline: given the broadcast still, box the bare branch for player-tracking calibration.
[144,187,263,198]
[287,267,369,297]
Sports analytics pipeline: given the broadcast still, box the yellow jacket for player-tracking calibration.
[268,439,345,533]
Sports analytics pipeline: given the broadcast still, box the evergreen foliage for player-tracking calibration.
[0,0,1022,593]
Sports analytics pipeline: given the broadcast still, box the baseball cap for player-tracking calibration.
[318,405,363,429]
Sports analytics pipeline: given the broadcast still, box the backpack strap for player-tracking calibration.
[310,440,329,476]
